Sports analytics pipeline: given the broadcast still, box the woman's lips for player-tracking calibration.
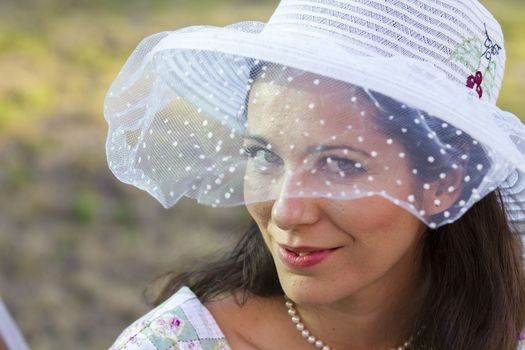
[277,245,340,268]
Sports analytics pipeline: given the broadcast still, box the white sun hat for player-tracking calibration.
[104,0,525,231]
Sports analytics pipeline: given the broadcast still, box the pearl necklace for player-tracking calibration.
[284,296,414,350]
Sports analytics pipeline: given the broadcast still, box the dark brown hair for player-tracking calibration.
[150,63,525,349]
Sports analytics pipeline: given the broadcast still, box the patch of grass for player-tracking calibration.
[0,87,57,135]
[72,190,99,224]
[122,227,141,247]
[5,161,32,191]
[113,199,133,227]
[0,27,48,55]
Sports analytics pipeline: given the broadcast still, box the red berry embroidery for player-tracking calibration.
[474,71,483,85]
[466,75,476,88]
[476,84,483,98]
[466,70,483,98]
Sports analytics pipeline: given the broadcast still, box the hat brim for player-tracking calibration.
[105,23,525,230]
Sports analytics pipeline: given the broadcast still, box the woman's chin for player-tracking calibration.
[279,276,358,305]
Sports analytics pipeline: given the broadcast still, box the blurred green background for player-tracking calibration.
[0,0,523,349]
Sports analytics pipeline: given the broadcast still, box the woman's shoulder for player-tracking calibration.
[204,291,292,350]
[108,286,231,350]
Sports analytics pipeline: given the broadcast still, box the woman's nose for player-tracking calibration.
[271,174,321,231]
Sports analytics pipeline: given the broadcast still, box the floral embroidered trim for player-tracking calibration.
[449,23,502,100]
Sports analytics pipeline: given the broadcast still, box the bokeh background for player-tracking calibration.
[0,0,523,349]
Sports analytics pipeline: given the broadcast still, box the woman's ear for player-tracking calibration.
[419,166,466,217]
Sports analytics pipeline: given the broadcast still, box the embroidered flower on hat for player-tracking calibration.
[449,23,501,100]
[466,71,483,98]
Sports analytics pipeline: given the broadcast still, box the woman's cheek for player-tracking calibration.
[329,199,401,233]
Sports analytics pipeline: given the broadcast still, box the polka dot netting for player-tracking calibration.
[105,45,525,230]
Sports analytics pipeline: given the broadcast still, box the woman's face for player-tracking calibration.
[243,70,427,305]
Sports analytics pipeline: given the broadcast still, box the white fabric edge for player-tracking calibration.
[0,299,31,350]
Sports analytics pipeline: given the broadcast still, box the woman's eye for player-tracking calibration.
[324,157,366,176]
[242,146,282,166]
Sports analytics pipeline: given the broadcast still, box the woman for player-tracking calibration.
[105,0,525,349]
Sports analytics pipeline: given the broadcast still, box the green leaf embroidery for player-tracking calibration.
[482,60,497,100]
[449,38,483,72]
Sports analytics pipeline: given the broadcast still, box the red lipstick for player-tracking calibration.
[277,245,340,268]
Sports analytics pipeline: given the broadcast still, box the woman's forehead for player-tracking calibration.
[246,78,382,145]
[249,69,363,107]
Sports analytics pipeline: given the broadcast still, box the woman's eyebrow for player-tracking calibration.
[243,134,370,158]
[310,144,371,158]
[243,134,269,145]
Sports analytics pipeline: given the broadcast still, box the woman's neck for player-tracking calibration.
[295,284,423,349]
[287,253,427,350]
[207,247,427,350]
